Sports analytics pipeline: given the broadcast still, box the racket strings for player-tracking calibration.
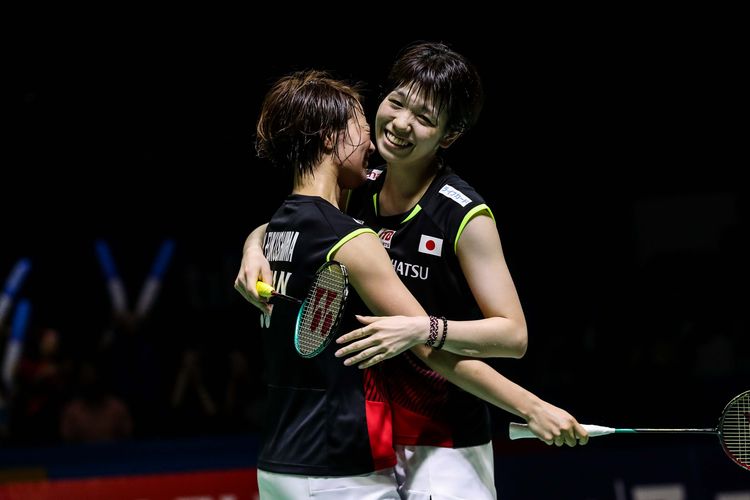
[296,264,347,357]
[720,392,750,469]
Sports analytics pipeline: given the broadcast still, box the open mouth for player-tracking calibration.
[384,129,412,148]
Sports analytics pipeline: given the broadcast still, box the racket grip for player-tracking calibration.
[256,281,275,299]
[509,422,616,440]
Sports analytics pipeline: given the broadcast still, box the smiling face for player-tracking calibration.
[375,85,452,169]
[375,42,484,172]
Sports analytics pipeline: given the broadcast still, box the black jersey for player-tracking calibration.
[347,167,494,448]
[258,194,396,476]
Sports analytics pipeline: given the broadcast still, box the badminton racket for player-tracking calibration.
[255,281,302,304]
[508,390,750,471]
[255,261,349,358]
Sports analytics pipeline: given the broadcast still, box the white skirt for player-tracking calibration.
[257,467,400,499]
[394,442,496,499]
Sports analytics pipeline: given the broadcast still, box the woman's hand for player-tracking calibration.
[234,245,273,315]
[334,314,428,368]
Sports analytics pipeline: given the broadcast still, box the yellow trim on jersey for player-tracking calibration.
[327,228,377,261]
[401,204,422,224]
[454,204,495,254]
[373,193,422,224]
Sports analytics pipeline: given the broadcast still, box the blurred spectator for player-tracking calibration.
[169,348,218,435]
[60,360,133,443]
[222,348,262,432]
[11,327,72,444]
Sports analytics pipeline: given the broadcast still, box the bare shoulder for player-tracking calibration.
[334,231,388,269]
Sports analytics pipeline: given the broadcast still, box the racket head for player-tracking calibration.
[294,261,349,358]
[717,389,750,471]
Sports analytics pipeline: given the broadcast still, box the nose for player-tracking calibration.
[367,137,376,155]
[392,109,412,133]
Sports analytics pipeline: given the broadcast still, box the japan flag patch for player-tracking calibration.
[418,235,443,256]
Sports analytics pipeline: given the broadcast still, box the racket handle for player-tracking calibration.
[255,281,302,304]
[509,422,616,440]
[256,281,275,299]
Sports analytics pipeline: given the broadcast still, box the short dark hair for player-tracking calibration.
[384,41,484,135]
[256,70,364,177]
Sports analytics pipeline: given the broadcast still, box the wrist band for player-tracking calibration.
[425,315,439,347]
[435,316,448,350]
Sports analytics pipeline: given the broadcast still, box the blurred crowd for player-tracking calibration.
[0,238,263,446]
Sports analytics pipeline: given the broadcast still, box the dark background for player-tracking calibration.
[2,22,746,446]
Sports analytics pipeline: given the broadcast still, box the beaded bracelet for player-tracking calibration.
[425,315,439,347]
[434,316,448,350]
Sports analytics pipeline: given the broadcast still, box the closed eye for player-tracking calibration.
[388,98,403,108]
[417,114,435,126]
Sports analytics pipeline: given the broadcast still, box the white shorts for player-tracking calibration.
[394,442,496,500]
[257,467,400,499]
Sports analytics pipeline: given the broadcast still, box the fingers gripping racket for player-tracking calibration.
[509,390,750,471]
[256,261,349,358]
[255,282,302,304]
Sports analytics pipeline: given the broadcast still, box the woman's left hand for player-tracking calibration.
[334,315,427,368]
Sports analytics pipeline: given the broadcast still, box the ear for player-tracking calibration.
[323,133,335,152]
[439,130,462,149]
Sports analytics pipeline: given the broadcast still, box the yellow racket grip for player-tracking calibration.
[256,281,275,299]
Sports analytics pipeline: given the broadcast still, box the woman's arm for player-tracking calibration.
[335,214,528,365]
[453,214,527,356]
[233,223,271,314]
[416,344,587,446]
[334,234,587,446]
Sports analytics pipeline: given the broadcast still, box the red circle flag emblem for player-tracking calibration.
[418,234,443,256]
